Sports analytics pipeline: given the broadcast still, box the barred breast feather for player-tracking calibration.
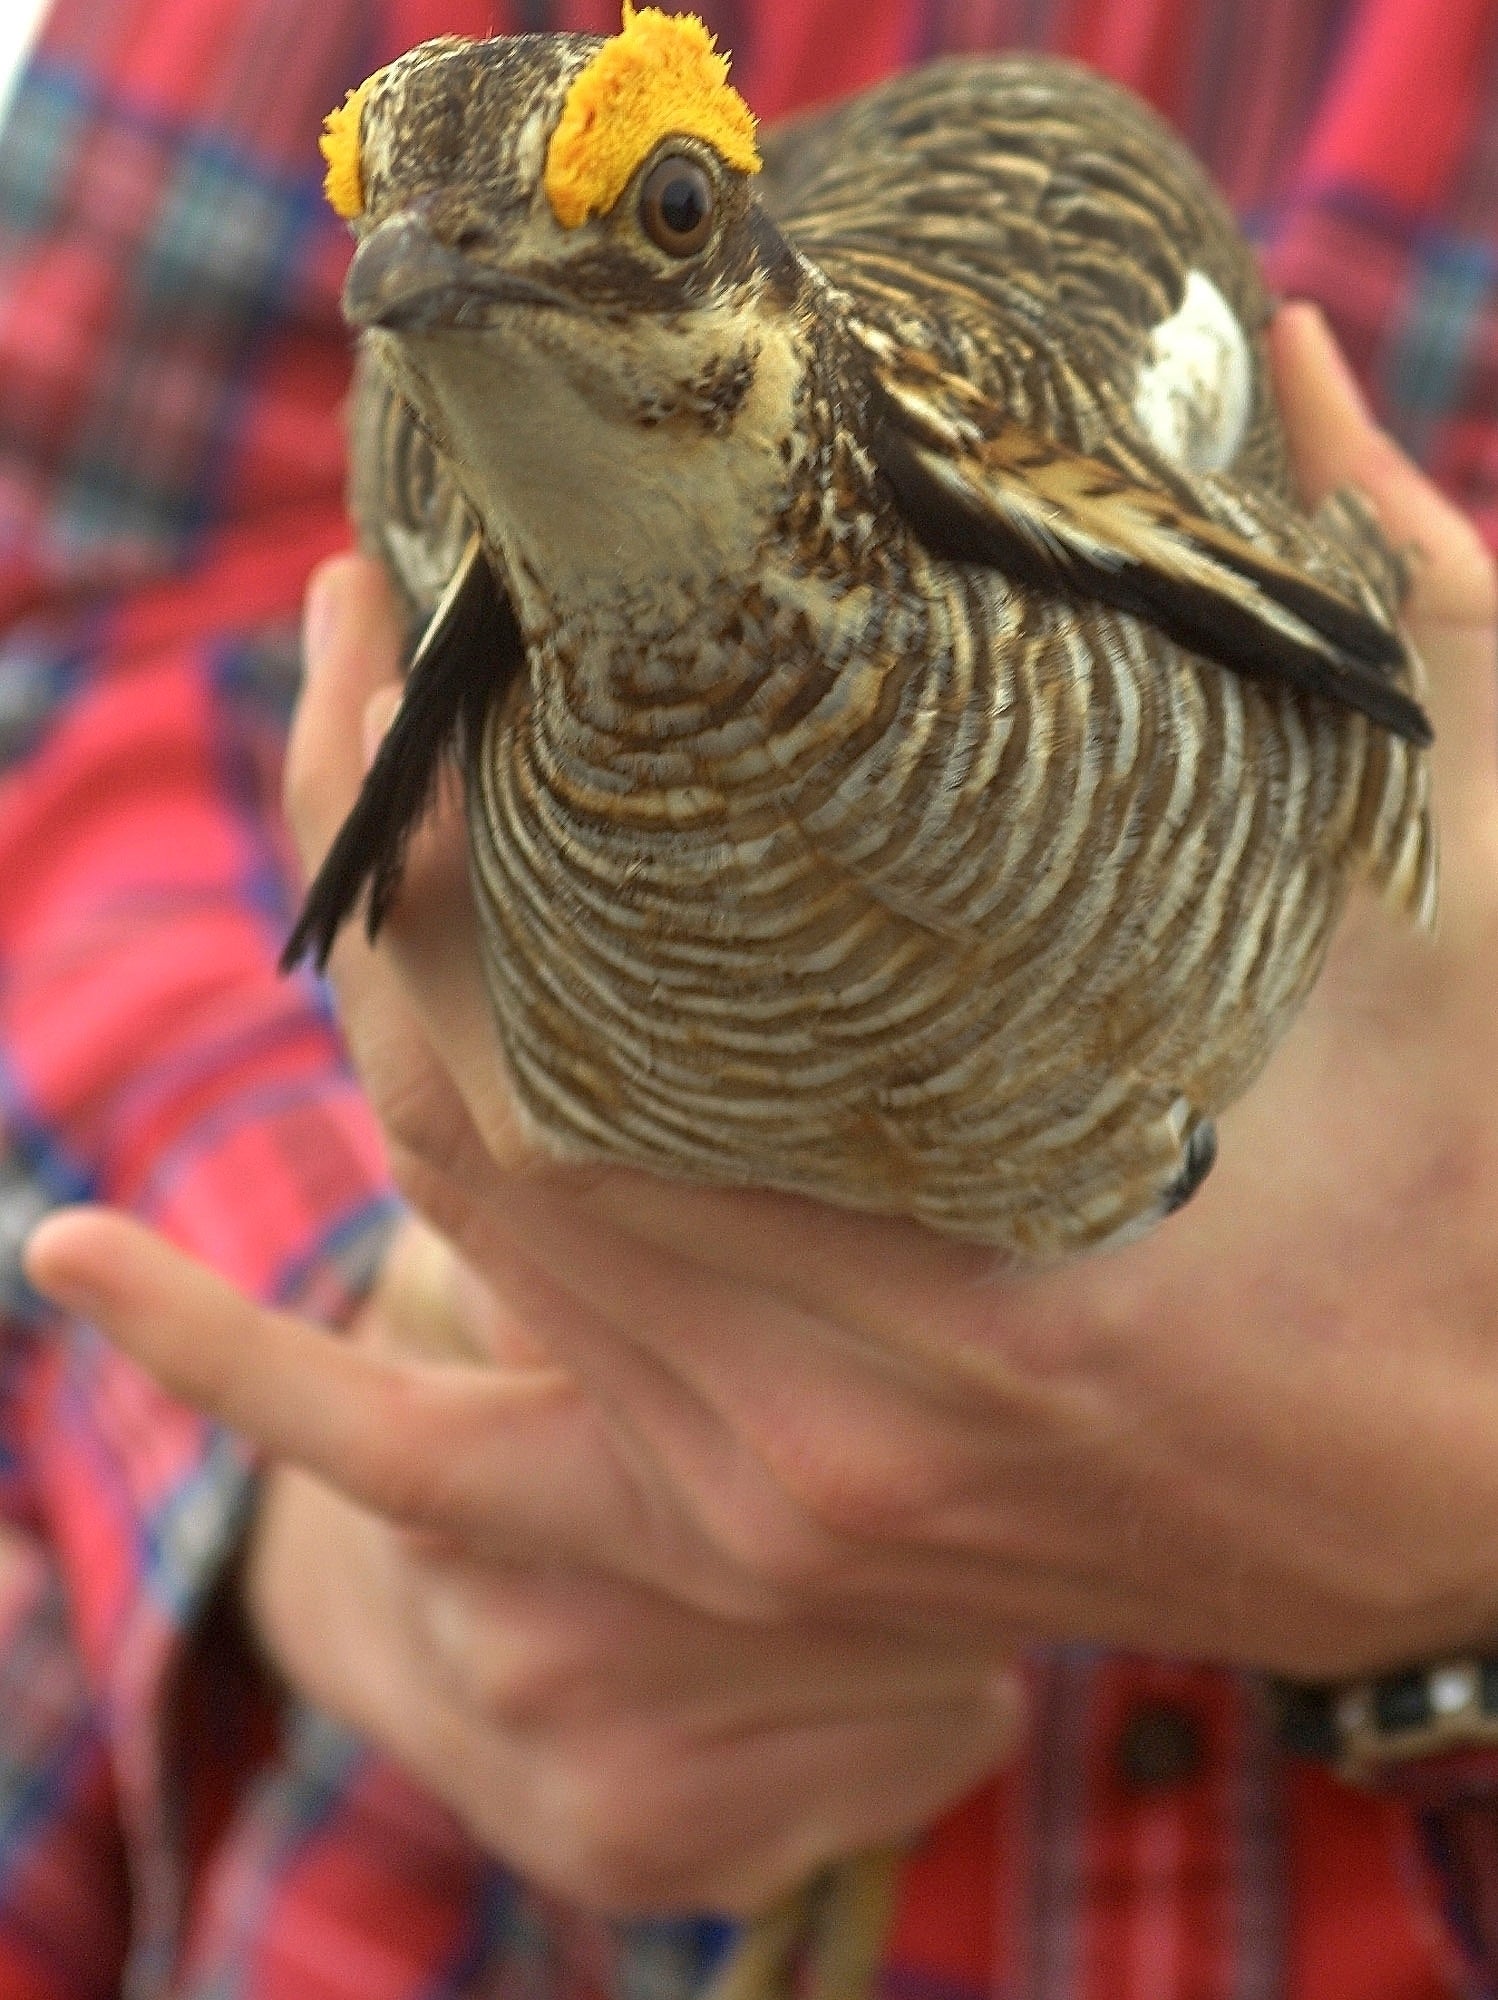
[305,45,1433,1259]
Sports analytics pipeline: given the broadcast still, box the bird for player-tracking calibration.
[288,5,1433,1268]
[284,13,1436,1993]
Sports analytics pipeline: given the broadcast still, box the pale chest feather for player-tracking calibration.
[464,549,1423,1259]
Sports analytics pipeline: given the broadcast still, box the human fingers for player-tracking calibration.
[247,1457,1023,1916]
[457,1692,1023,1916]
[286,554,501,1192]
[1271,299,1498,823]
[285,552,407,873]
[1273,303,1498,932]
[287,554,555,1224]
[287,548,489,1147]
[24,1207,943,1628]
[28,1200,1147,1638]
[21,1208,650,1570]
[245,1449,1025,1915]
[244,1463,421,1748]
[411,1552,1017,1731]
[285,569,971,1388]
[434,1192,1072,1595]
[1272,302,1497,632]
[367,778,547,1176]
[287,522,1004,1357]
[291,548,591,1180]
[554,315,1498,1370]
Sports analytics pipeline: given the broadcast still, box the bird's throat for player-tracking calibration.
[382,306,809,622]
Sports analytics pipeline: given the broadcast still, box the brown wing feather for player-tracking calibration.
[861,341,1431,747]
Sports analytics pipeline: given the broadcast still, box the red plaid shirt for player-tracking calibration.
[0,0,1495,1995]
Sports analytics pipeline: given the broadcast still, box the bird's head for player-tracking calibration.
[323,9,817,607]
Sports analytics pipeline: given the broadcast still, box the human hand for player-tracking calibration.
[234,1217,1020,1912]
[28,305,1498,1699]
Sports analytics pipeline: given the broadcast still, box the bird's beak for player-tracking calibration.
[344,212,569,332]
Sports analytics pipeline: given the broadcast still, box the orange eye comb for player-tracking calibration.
[544,2,760,229]
[321,76,374,219]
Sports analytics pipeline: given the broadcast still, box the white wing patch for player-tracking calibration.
[1132,271,1252,473]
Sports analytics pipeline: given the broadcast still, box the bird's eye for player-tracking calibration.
[639,155,715,257]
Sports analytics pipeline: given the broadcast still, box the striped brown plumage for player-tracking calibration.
[294,36,1434,1261]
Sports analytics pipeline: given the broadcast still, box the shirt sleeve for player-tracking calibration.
[0,563,402,1974]
[0,0,411,1980]
[0,1529,131,2000]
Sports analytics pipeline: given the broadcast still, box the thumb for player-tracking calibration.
[1270,303,1496,633]
[1270,302,1498,892]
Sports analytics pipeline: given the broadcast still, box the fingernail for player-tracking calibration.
[21,1218,102,1317]
[362,685,401,769]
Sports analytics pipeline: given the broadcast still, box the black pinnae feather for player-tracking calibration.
[281,539,520,972]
